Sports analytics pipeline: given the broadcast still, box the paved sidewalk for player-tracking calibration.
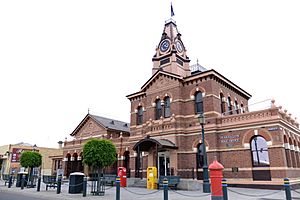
[1,180,300,200]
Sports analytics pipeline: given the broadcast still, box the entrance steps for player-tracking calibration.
[127,178,146,188]
[127,178,203,191]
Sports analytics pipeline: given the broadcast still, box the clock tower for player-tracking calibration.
[152,19,191,77]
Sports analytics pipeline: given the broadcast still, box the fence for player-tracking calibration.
[3,175,300,200]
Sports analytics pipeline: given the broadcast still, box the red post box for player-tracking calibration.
[118,167,127,187]
[208,157,224,199]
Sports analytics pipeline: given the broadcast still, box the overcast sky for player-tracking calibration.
[1,0,299,148]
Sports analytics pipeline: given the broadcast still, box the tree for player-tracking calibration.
[20,151,42,187]
[83,139,117,195]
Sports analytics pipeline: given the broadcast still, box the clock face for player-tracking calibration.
[160,40,170,52]
[175,41,183,53]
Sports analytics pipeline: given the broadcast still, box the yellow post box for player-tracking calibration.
[147,167,157,189]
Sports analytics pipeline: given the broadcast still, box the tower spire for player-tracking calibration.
[152,15,190,77]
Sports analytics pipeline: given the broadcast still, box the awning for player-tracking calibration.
[133,137,178,151]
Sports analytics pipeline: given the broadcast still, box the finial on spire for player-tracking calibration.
[171,2,175,17]
[88,108,90,114]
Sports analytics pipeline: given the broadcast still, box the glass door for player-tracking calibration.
[158,152,170,177]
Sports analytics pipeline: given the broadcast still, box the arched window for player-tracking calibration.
[234,100,239,114]
[227,97,232,115]
[196,143,204,168]
[195,92,203,114]
[250,136,270,167]
[155,99,162,120]
[137,106,143,125]
[164,97,171,118]
[220,93,226,114]
[241,103,244,113]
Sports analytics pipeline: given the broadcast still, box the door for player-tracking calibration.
[158,152,170,177]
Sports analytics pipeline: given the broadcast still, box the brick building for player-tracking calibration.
[62,114,130,177]
[63,18,300,182]
[125,18,300,181]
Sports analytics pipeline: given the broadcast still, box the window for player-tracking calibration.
[234,100,239,114]
[196,143,204,168]
[220,93,226,114]
[164,97,171,118]
[227,97,232,115]
[137,106,143,125]
[241,103,244,113]
[155,99,162,120]
[195,92,203,114]
[250,136,270,167]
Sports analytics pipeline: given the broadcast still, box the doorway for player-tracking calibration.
[158,152,170,177]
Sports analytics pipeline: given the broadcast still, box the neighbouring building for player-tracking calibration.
[0,142,63,177]
[62,115,130,178]
[63,17,300,182]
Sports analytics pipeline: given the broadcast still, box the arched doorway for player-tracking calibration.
[123,151,130,177]
[133,137,178,179]
[65,153,71,178]
[72,153,78,172]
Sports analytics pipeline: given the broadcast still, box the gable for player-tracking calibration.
[141,71,182,92]
[146,74,181,93]
[73,117,107,139]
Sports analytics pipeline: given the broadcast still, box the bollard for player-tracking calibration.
[83,177,87,197]
[21,174,25,190]
[163,178,168,200]
[57,175,62,194]
[222,179,228,200]
[192,168,195,180]
[37,176,41,192]
[116,176,121,200]
[8,175,12,188]
[284,178,292,200]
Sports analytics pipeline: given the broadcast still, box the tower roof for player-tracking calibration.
[152,19,191,77]
[161,19,180,43]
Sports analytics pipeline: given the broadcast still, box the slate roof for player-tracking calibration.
[90,114,130,133]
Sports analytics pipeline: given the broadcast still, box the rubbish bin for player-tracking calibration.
[68,172,85,194]
[16,172,28,187]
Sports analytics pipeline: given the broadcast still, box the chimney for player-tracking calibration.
[58,141,63,149]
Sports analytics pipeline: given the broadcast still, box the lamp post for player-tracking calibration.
[199,114,211,193]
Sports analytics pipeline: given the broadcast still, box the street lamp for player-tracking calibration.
[198,114,211,193]
[32,144,37,152]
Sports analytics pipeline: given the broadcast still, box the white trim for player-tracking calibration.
[284,143,290,149]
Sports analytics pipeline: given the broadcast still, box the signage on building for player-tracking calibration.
[268,127,279,132]
[219,135,240,143]
[11,148,36,163]
[11,148,23,162]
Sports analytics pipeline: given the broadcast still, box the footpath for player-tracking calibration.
[1,180,300,200]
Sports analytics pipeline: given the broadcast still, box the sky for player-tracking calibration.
[1,0,300,148]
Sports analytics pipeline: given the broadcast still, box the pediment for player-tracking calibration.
[141,71,183,93]
[72,116,107,139]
